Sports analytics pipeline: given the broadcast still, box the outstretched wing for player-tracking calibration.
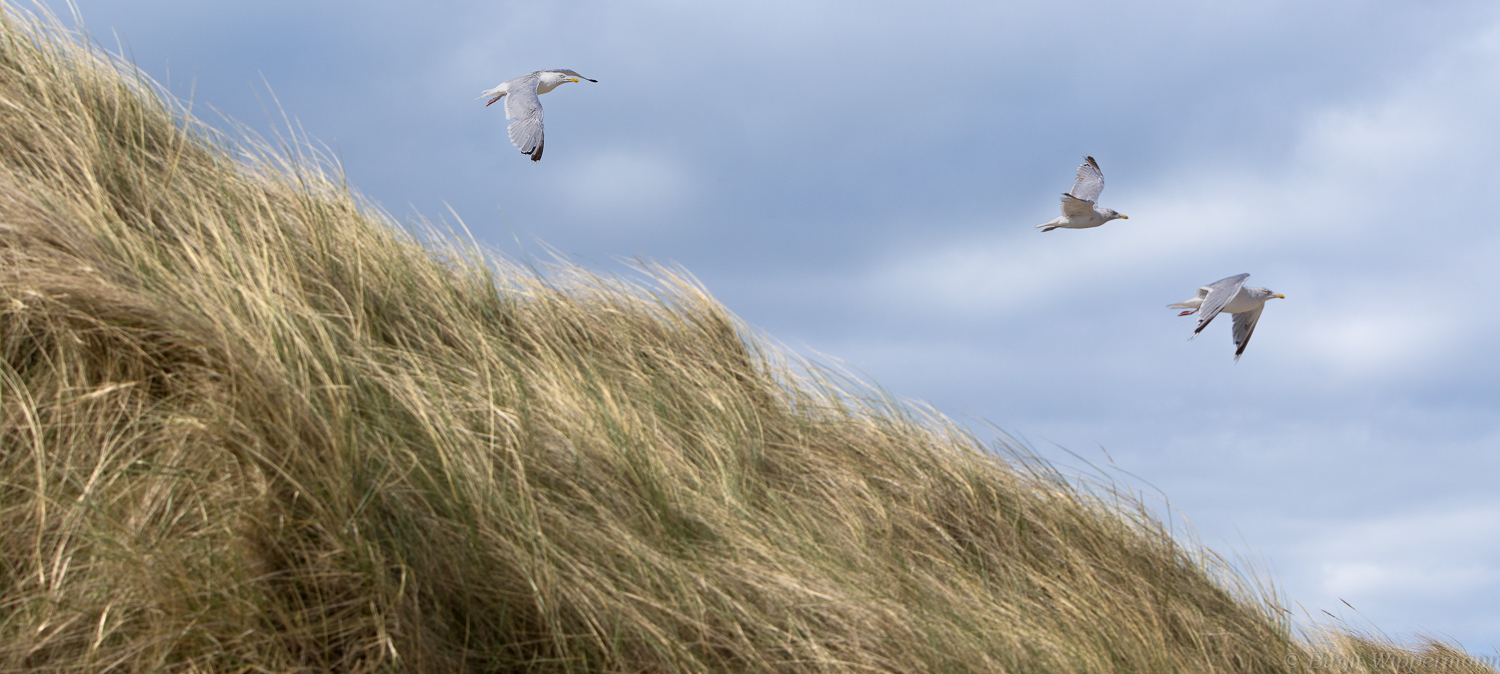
[1230,305,1264,361]
[1060,193,1096,217]
[1193,273,1250,336]
[1068,156,1105,203]
[503,74,546,161]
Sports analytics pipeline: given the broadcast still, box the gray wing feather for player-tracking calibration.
[1230,305,1264,361]
[1193,273,1250,335]
[1069,156,1105,203]
[503,74,545,160]
[1060,193,1095,217]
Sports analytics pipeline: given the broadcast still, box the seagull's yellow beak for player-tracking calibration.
[1273,294,1286,299]
[568,77,580,83]
[1118,215,1129,219]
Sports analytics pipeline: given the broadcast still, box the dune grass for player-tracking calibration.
[0,2,1490,671]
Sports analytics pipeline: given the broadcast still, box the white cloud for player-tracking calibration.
[1307,504,1500,601]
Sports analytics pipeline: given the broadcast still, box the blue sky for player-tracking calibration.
[45,0,1500,652]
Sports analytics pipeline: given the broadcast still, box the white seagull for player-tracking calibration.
[480,69,596,162]
[1036,156,1128,232]
[1168,273,1286,361]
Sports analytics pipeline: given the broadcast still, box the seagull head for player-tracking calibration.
[547,69,596,84]
[536,69,597,95]
[1100,208,1127,222]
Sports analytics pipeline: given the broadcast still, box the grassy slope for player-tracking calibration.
[0,4,1488,672]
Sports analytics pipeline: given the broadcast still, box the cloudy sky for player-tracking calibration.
[42,0,1500,652]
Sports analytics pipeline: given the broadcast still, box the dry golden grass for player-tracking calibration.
[0,2,1490,671]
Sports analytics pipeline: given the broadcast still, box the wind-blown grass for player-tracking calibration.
[0,3,1489,671]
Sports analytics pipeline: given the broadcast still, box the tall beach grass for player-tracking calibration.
[0,3,1489,671]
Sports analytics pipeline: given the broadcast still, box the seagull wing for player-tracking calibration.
[1060,193,1096,217]
[1193,273,1250,335]
[1068,156,1105,203]
[503,73,546,161]
[1230,304,1264,361]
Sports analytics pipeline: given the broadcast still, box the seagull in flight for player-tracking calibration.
[1036,156,1128,232]
[1168,273,1286,361]
[480,69,596,162]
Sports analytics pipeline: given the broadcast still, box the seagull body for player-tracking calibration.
[1169,273,1285,361]
[1037,156,1128,231]
[480,69,596,162]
